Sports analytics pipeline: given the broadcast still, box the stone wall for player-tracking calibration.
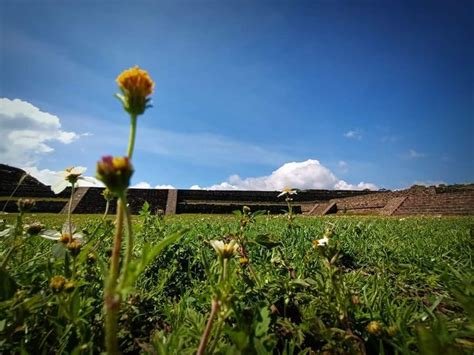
[71,188,169,215]
[307,185,474,216]
[174,189,375,214]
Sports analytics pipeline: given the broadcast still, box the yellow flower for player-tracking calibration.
[367,320,383,335]
[50,275,66,293]
[116,66,154,116]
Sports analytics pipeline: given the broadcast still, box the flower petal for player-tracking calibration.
[39,230,61,240]
[51,180,69,194]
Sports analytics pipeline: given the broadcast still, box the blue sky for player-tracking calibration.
[0,0,473,190]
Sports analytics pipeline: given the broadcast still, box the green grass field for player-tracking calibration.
[1,210,473,354]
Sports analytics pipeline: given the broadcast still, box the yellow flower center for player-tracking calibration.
[112,157,129,170]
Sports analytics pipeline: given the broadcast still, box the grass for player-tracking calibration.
[1,210,473,354]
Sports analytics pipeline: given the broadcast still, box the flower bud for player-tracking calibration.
[239,257,249,265]
[87,253,97,264]
[386,325,398,337]
[323,227,335,238]
[351,295,361,305]
[17,198,35,212]
[367,320,383,336]
[25,222,45,235]
[67,240,82,256]
[50,275,66,293]
[64,280,76,293]
[59,233,72,244]
[96,156,133,194]
[101,188,115,202]
[116,66,154,116]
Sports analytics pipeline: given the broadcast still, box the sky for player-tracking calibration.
[0,0,473,191]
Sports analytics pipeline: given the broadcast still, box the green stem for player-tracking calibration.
[197,298,219,355]
[104,199,125,354]
[102,200,110,221]
[127,114,137,159]
[119,194,134,289]
[1,246,17,269]
[68,183,75,234]
[223,257,228,282]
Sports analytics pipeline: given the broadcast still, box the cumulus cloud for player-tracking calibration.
[344,130,362,140]
[131,181,175,189]
[0,98,79,165]
[413,180,447,187]
[196,160,377,191]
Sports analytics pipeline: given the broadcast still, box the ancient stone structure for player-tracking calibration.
[307,185,474,216]
[1,164,473,216]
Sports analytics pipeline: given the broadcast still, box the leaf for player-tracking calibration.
[0,226,14,238]
[120,228,188,296]
[52,243,66,259]
[0,267,17,301]
[255,307,271,337]
[232,210,242,217]
[290,279,311,288]
[226,329,248,350]
[253,234,280,249]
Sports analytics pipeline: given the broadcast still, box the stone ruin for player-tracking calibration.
[1,164,473,216]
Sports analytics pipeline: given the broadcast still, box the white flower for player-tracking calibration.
[38,222,83,243]
[277,187,298,198]
[312,236,329,248]
[210,240,239,258]
[51,166,87,194]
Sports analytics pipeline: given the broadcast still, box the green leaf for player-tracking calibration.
[120,228,188,297]
[253,234,280,249]
[0,267,17,301]
[255,307,271,337]
[52,243,66,259]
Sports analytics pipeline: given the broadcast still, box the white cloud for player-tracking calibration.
[404,149,426,159]
[155,184,176,189]
[0,98,79,166]
[23,160,376,191]
[344,130,362,140]
[131,181,175,189]
[413,180,447,187]
[131,181,152,189]
[338,160,348,173]
[381,135,398,143]
[196,159,377,191]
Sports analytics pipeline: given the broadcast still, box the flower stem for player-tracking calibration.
[102,200,110,220]
[197,298,219,355]
[104,199,125,354]
[68,183,75,234]
[127,114,137,159]
[119,193,133,288]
